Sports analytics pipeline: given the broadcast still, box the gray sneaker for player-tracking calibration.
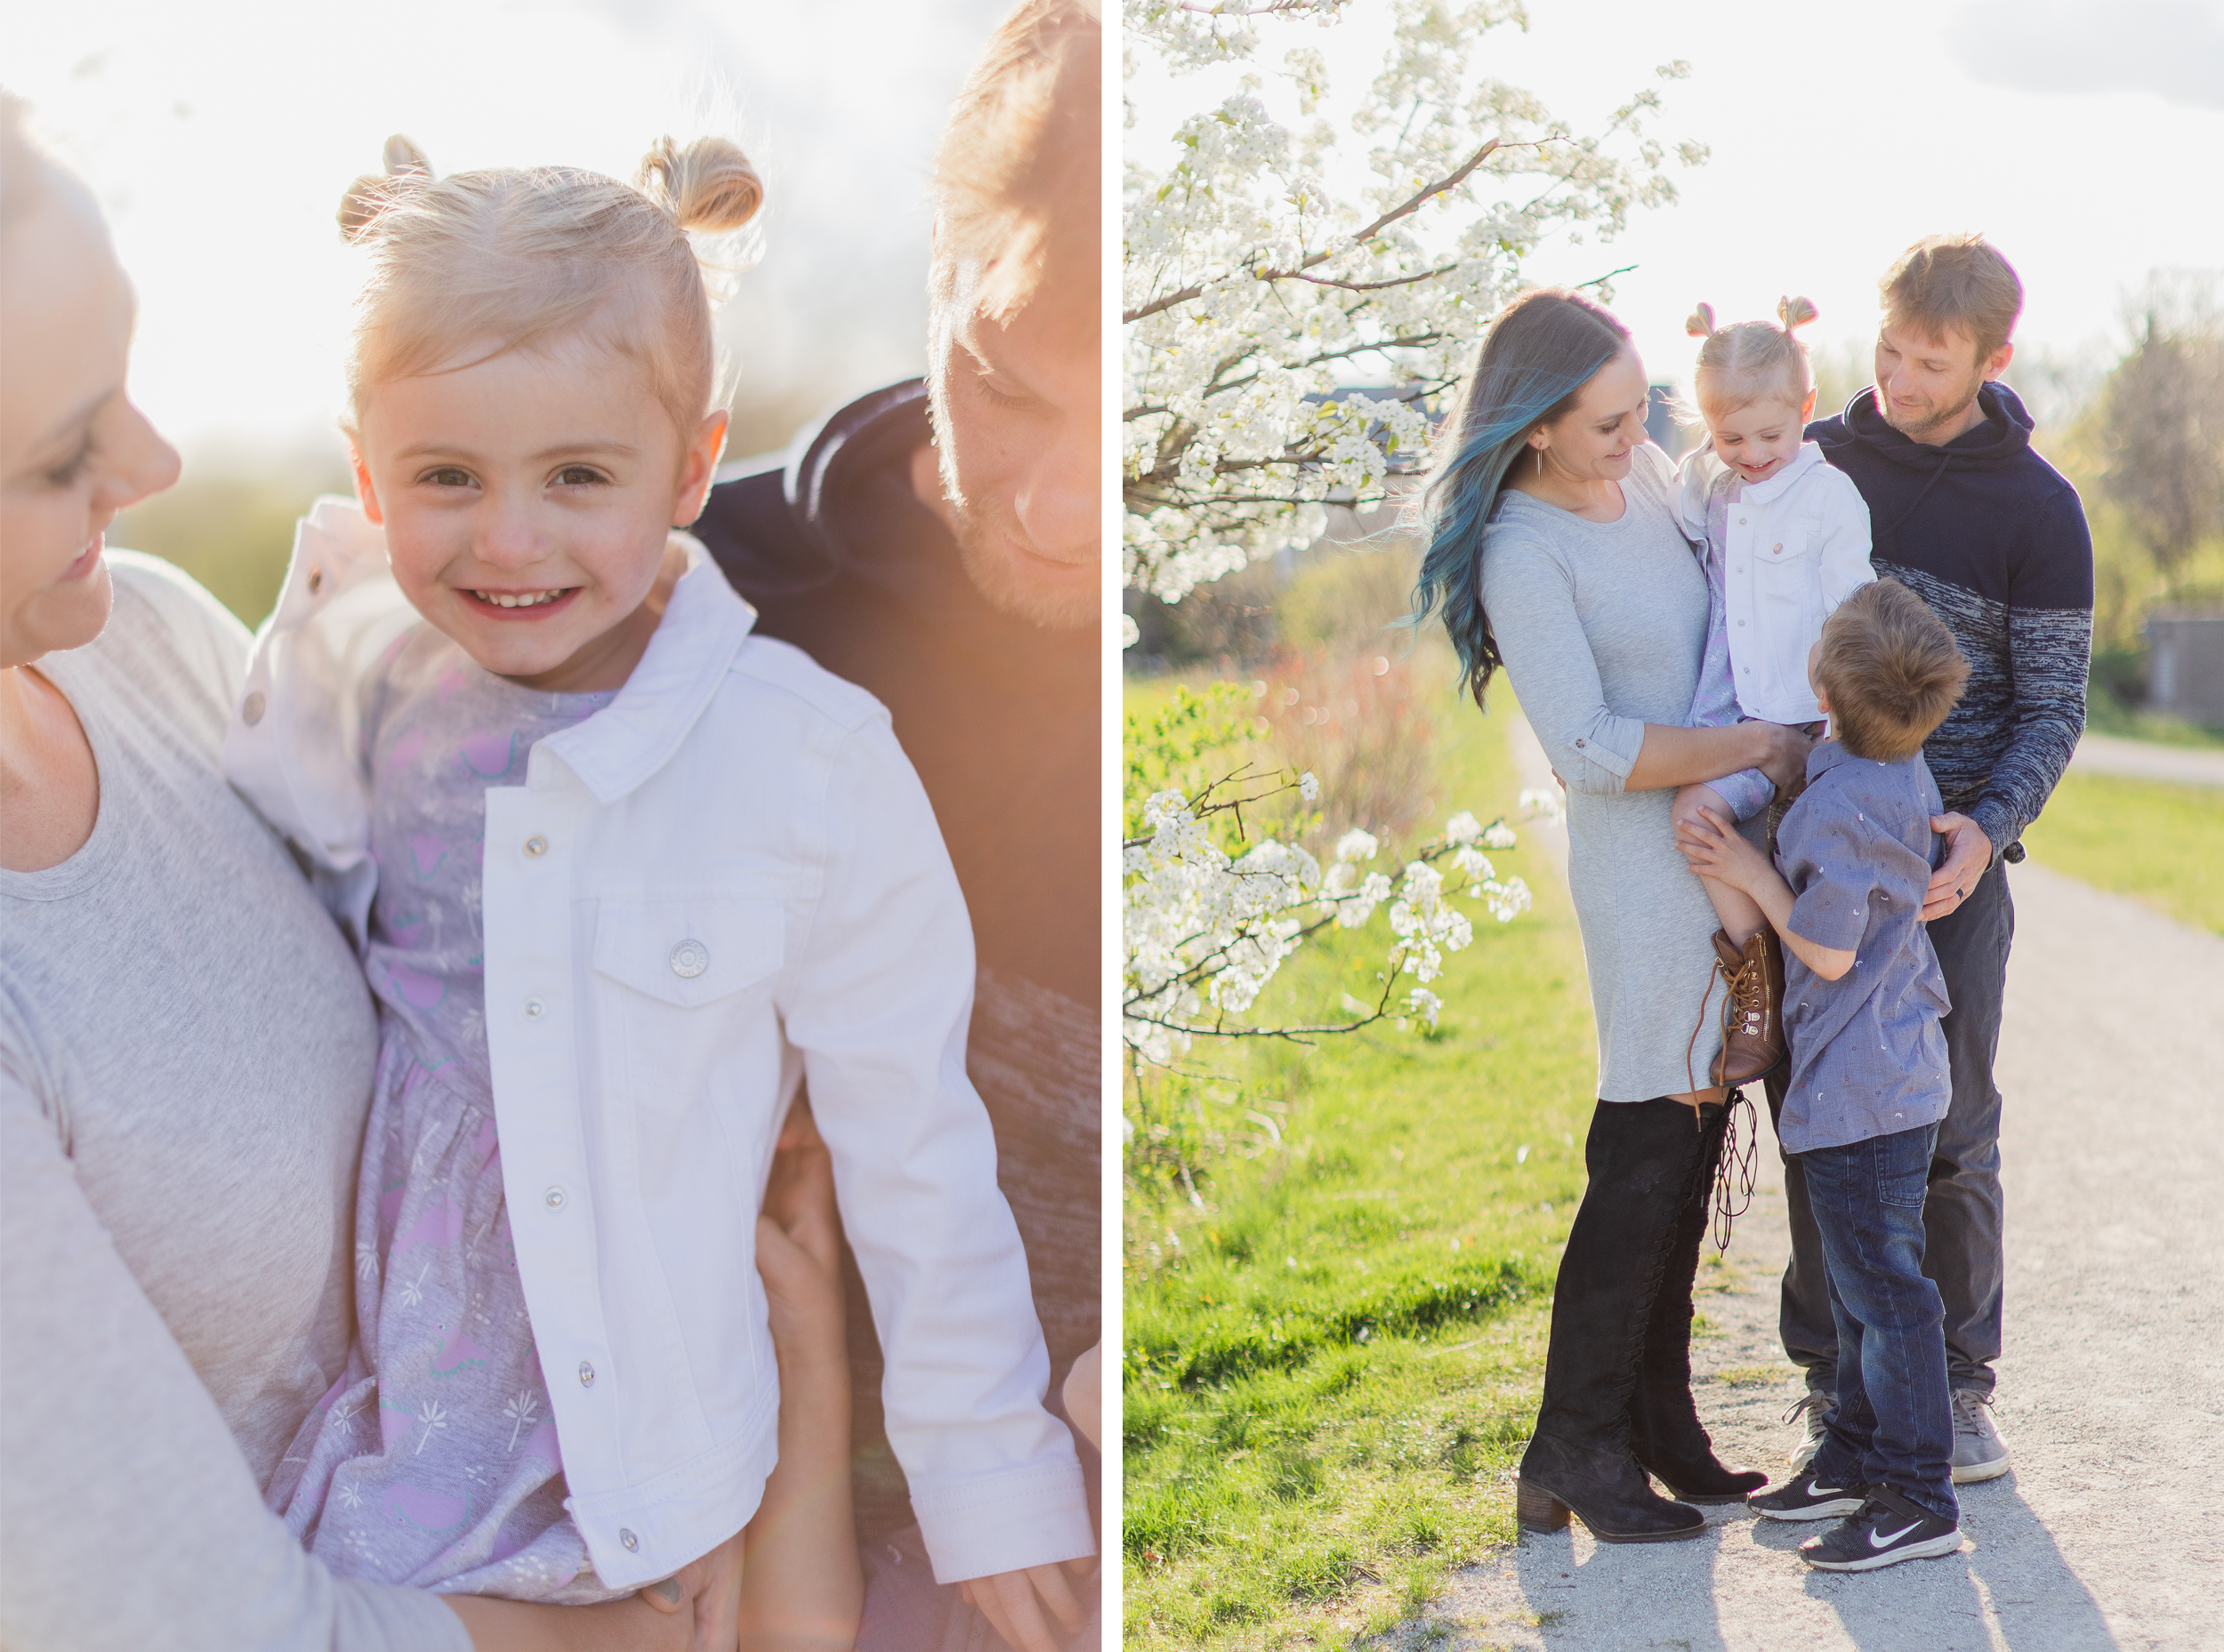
[1950,1390,2010,1483]
[1785,1390,1833,1471]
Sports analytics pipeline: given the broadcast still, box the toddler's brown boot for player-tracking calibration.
[1709,928,1785,1086]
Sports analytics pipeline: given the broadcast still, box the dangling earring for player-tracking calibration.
[1535,446,1544,477]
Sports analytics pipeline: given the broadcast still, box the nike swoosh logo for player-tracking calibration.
[1870,1521,1920,1548]
[1809,1484,1844,1496]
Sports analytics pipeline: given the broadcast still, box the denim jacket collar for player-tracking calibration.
[1737,439,1827,506]
[528,540,757,804]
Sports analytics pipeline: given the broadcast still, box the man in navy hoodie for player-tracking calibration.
[1775,234,2092,1486]
[692,6,1101,1650]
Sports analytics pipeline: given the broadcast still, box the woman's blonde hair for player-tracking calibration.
[1686,295,1819,415]
[337,133,764,443]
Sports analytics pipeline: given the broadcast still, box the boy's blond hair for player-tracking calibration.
[1813,581,1970,763]
[1686,295,1819,415]
[336,133,763,442]
[929,0,1099,322]
[1880,234,2023,364]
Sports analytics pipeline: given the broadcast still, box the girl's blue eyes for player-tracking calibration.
[417,467,609,488]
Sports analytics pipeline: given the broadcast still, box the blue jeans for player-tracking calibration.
[1800,1123,1959,1524]
[1771,858,2012,1393]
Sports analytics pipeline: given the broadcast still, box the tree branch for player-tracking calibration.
[1124,138,1502,323]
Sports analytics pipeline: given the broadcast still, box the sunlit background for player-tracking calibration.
[1125,0,2224,737]
[11,0,1010,621]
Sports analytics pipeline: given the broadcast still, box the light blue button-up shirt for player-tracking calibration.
[1775,739,1954,1154]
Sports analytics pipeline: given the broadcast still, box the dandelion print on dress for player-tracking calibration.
[261,626,622,1600]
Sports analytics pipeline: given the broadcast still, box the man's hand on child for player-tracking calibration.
[1922,812,1994,922]
[961,1559,1095,1652]
[636,1528,745,1652]
[1674,802,1768,895]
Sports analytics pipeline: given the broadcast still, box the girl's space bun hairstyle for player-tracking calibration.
[1688,294,1819,415]
[336,133,765,441]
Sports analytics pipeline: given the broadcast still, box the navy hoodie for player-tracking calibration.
[1808,383,2092,859]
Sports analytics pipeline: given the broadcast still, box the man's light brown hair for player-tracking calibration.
[1814,580,1970,762]
[930,0,1100,321]
[1880,233,2023,365]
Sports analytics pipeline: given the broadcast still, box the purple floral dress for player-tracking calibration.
[1685,474,1777,822]
[264,628,623,1600]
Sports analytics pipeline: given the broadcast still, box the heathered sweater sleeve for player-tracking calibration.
[1479,526,1646,794]
[1970,488,2093,858]
[0,1063,473,1652]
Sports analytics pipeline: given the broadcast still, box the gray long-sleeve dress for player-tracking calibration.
[0,556,472,1652]
[1478,442,1729,1101]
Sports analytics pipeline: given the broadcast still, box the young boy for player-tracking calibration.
[1677,578,1972,1571]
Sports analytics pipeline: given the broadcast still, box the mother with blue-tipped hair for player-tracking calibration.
[1412,289,1814,1545]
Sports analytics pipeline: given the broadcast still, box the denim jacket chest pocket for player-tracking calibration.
[590,899,792,1113]
[1751,527,1823,649]
[592,899,788,1008]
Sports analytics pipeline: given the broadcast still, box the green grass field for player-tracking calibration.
[1123,673,1670,1649]
[2021,769,2224,934]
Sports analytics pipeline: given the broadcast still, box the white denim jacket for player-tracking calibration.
[1674,439,1875,724]
[223,498,1089,1592]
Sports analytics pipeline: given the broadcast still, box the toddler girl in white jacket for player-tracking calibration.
[1672,298,1875,1085]
[224,136,1090,1640]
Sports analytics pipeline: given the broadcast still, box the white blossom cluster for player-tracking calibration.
[1124,773,1528,1064]
[1123,0,1704,616]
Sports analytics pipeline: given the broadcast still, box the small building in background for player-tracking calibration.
[2145,611,2224,724]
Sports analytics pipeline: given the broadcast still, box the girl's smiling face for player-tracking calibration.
[351,337,726,695]
[1699,385,1817,486]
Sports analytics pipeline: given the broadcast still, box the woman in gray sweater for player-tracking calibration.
[0,101,713,1652]
[1414,291,1812,1544]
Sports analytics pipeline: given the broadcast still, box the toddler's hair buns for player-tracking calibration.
[1685,302,1719,339]
[338,134,432,244]
[1777,294,1819,332]
[635,136,763,236]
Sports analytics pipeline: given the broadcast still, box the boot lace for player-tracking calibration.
[1712,1085,1756,1253]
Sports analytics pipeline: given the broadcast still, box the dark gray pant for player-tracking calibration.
[1766,858,2013,1397]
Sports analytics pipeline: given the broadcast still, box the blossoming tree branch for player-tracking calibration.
[1121,1,1696,1065]
[1123,0,1703,611]
[1124,755,1534,1066]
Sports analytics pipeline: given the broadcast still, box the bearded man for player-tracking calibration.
[1773,233,2093,1490]
[691,4,1100,1649]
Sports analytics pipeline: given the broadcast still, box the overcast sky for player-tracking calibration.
[12,0,1011,462]
[1128,0,2224,420]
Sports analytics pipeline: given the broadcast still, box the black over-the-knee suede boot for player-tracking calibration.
[1516,1100,1707,1543]
[1628,1100,1767,1503]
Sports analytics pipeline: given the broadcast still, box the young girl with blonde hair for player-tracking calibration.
[226,133,1091,1640]
[1671,297,1877,1086]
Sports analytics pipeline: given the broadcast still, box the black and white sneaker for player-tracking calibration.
[1799,1486,1962,1572]
[1745,1470,1866,1521]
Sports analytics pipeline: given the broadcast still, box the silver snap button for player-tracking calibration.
[241,691,266,726]
[620,1528,640,1552]
[308,566,325,594]
[525,998,546,1019]
[669,940,709,979]
[544,1186,566,1210]
[524,835,548,858]
[578,1360,595,1387]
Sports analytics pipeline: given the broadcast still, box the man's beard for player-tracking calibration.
[945,488,1098,632]
[1880,368,1986,439]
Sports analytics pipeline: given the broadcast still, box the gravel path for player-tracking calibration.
[2068,734,2224,789]
[1401,719,2224,1651]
